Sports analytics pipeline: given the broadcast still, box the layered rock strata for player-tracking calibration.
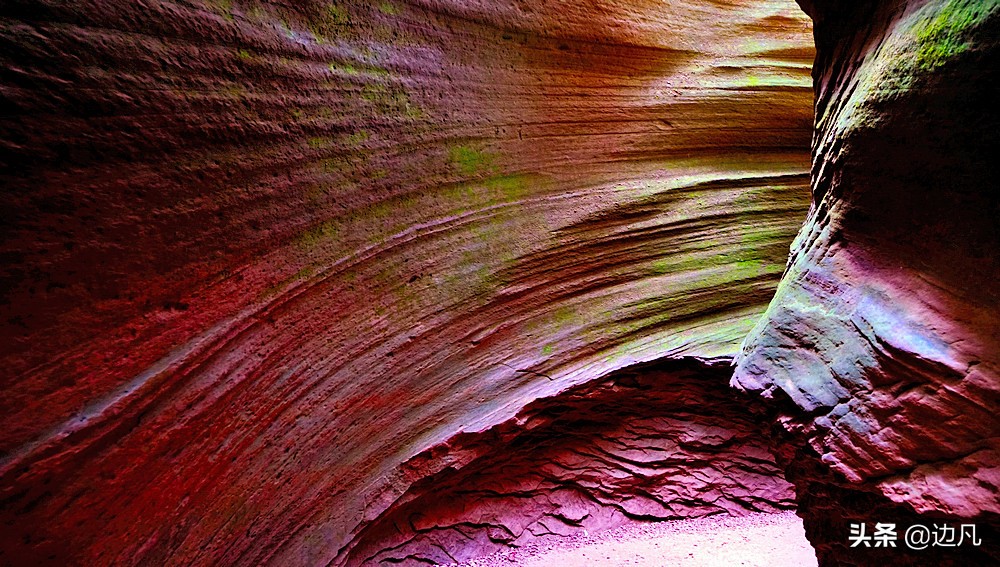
[0,1,815,565]
[734,0,1000,564]
[345,358,796,566]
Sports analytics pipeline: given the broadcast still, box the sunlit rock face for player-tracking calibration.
[345,359,796,566]
[734,0,999,564]
[0,0,812,565]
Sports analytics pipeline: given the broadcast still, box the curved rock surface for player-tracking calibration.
[0,1,814,565]
[734,0,1000,564]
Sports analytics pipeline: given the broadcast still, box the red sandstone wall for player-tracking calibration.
[0,1,812,565]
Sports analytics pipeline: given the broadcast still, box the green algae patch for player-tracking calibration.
[365,65,391,78]
[345,130,369,146]
[449,145,496,176]
[295,219,341,250]
[327,5,350,25]
[437,217,524,302]
[833,0,997,136]
[361,83,415,115]
[206,0,235,21]
[329,62,358,75]
[484,174,532,203]
[890,0,996,85]
[320,156,350,173]
[651,259,671,274]
[438,173,541,217]
[331,60,390,78]
[220,84,246,98]
[914,0,997,71]
[551,305,578,329]
[307,136,336,149]
[308,4,351,39]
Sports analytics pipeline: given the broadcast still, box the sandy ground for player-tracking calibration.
[448,511,818,567]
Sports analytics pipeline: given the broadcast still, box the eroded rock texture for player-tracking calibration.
[345,359,795,566]
[734,0,1000,564]
[0,1,815,565]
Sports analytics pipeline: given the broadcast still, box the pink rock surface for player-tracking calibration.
[452,511,816,567]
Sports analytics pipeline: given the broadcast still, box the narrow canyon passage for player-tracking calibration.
[1,0,998,566]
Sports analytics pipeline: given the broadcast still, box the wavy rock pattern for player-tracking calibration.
[0,1,812,565]
[734,0,1000,564]
[345,359,795,566]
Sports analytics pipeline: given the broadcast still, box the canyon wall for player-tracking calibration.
[734,0,1000,564]
[0,1,813,565]
[4,0,996,565]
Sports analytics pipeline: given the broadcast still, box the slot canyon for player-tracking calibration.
[0,0,996,565]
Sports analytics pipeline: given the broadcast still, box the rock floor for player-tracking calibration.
[448,511,817,567]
